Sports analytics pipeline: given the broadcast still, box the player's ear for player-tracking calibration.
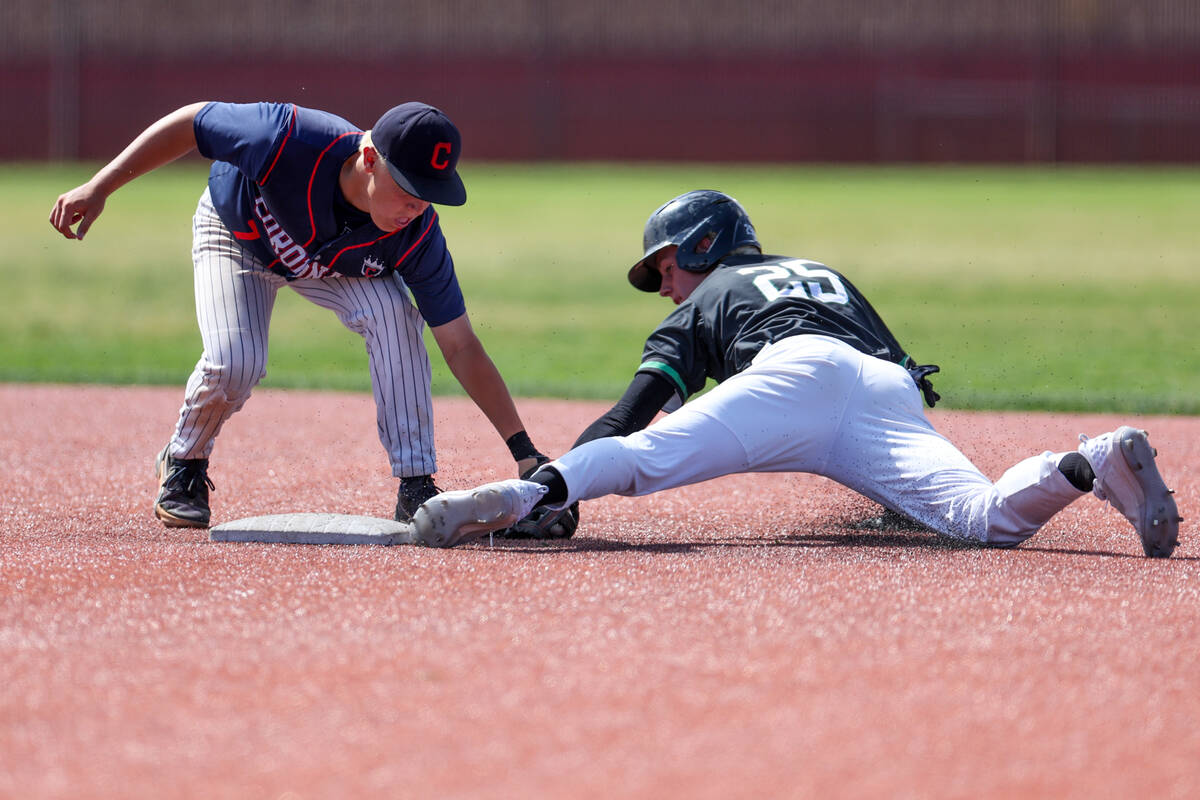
[359,132,380,171]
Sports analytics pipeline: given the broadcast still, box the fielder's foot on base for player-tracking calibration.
[154,446,215,529]
[394,475,443,523]
[1078,427,1183,558]
[412,479,548,548]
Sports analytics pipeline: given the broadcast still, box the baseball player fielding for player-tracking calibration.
[50,100,549,531]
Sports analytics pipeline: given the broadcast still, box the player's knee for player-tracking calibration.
[341,294,422,338]
[200,355,266,400]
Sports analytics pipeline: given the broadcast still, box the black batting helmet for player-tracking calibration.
[627,190,759,292]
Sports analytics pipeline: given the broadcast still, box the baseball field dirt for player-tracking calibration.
[2,384,1197,799]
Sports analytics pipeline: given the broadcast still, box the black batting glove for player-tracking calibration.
[906,362,941,408]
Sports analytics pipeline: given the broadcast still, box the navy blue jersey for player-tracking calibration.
[194,102,466,326]
[638,254,910,400]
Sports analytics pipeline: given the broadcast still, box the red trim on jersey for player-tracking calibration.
[391,210,438,268]
[233,220,261,241]
[322,210,438,273]
[303,130,362,248]
[259,104,298,186]
[322,225,401,270]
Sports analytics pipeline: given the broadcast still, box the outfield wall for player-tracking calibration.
[5,0,1199,162]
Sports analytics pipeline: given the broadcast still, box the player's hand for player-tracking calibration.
[49,182,107,241]
[906,362,941,408]
[516,453,549,480]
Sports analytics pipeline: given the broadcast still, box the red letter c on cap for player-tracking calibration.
[431,142,452,170]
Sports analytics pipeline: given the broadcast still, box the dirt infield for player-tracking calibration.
[2,384,1197,799]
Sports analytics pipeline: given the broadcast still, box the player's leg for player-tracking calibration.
[409,335,854,545]
[824,366,1181,555]
[557,334,1082,546]
[549,336,858,504]
[408,407,753,547]
[157,189,280,527]
[600,337,1177,553]
[172,190,280,457]
[550,407,753,503]
[286,272,437,516]
[818,347,1086,546]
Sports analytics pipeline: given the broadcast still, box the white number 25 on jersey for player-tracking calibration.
[737,260,849,304]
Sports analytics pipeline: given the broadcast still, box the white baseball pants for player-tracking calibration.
[167,189,436,477]
[551,335,1084,546]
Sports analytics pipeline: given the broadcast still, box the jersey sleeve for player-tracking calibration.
[393,214,467,327]
[193,102,294,184]
[571,371,676,448]
[636,304,709,401]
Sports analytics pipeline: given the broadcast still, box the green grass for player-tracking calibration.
[6,162,1199,413]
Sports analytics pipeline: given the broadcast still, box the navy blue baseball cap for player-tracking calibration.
[371,102,467,206]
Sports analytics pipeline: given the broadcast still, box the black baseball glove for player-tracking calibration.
[495,459,580,539]
[496,501,580,540]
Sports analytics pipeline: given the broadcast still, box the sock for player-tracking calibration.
[1058,452,1095,493]
[528,465,568,507]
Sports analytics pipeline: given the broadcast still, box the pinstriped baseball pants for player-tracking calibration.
[167,189,437,477]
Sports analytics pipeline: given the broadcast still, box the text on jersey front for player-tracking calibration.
[253,197,335,279]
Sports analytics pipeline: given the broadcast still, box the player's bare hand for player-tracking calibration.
[516,455,547,479]
[49,183,107,241]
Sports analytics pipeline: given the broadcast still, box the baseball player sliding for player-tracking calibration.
[412,190,1183,557]
[49,101,548,528]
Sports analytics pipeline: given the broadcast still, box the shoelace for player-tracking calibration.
[166,463,215,496]
[401,477,441,501]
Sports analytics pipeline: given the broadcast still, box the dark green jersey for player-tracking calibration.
[638,254,909,400]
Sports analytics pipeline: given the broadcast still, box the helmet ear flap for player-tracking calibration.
[674,223,720,273]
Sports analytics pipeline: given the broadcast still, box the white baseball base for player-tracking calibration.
[210,513,418,545]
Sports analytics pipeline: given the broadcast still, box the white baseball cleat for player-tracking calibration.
[412,479,549,548]
[1077,426,1182,558]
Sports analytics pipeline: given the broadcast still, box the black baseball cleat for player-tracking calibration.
[1077,427,1182,558]
[394,475,443,523]
[154,446,215,529]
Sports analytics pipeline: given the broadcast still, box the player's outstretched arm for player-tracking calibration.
[430,312,545,476]
[49,101,210,241]
[572,370,676,447]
